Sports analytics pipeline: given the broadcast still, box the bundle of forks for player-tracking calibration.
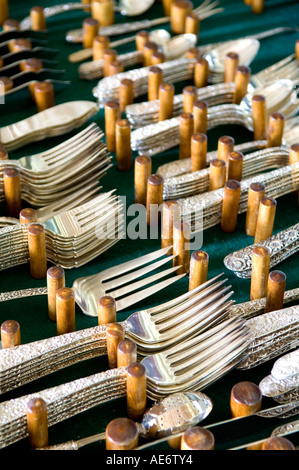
[0,190,123,270]
[0,123,111,207]
[0,283,298,448]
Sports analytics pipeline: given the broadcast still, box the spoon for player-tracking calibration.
[37,391,213,450]
[68,28,171,63]
[20,1,156,30]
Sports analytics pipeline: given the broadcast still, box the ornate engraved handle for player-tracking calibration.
[0,323,118,394]
[0,367,127,449]
[224,223,299,278]
[0,287,48,302]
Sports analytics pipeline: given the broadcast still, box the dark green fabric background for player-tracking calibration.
[0,0,299,453]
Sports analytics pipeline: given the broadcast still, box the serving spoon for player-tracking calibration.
[37,391,212,450]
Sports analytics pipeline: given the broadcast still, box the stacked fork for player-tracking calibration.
[0,123,111,206]
[0,305,298,449]
[0,191,123,270]
[0,274,232,395]
[0,100,99,151]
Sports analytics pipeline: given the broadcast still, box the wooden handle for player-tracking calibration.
[106,418,139,450]
[209,159,226,191]
[20,58,43,73]
[245,182,265,237]
[183,85,198,113]
[266,112,285,148]
[261,437,295,450]
[162,0,174,16]
[151,51,165,65]
[135,30,150,52]
[106,323,125,369]
[115,119,132,172]
[26,398,49,449]
[93,35,110,60]
[227,151,243,181]
[98,296,116,325]
[9,38,32,53]
[126,362,147,421]
[148,66,163,102]
[181,427,215,450]
[34,81,55,112]
[173,220,191,274]
[185,12,200,36]
[193,100,208,134]
[91,0,114,26]
[265,270,286,313]
[251,0,264,14]
[295,39,299,60]
[134,155,152,205]
[254,197,277,243]
[146,174,164,226]
[289,143,299,165]
[119,78,134,112]
[179,112,194,159]
[19,208,37,224]
[109,60,124,76]
[0,0,9,26]
[117,339,137,368]
[142,41,158,67]
[0,76,13,92]
[103,48,117,76]
[250,246,270,300]
[161,200,181,254]
[3,19,20,31]
[189,250,209,291]
[218,135,235,169]
[191,133,207,172]
[158,82,175,121]
[220,180,241,233]
[83,17,99,49]
[47,266,65,322]
[170,0,193,34]
[230,381,262,418]
[1,320,21,348]
[224,52,239,83]
[3,168,22,217]
[27,224,47,279]
[194,58,209,88]
[56,288,76,335]
[252,95,267,141]
[233,65,251,104]
[104,100,120,153]
[30,6,46,31]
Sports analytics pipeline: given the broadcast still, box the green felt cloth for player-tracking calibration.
[0,0,298,453]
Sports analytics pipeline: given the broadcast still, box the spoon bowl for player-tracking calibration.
[162,33,198,60]
[140,391,213,438]
[204,38,260,73]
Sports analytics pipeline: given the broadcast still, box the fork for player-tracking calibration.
[1,278,298,395]
[0,274,233,394]
[0,191,123,270]
[1,306,298,449]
